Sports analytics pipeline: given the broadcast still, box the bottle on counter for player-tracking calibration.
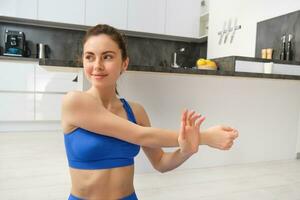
[286,34,293,61]
[279,35,286,60]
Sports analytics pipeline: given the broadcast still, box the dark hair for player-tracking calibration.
[83,24,128,60]
[82,24,128,95]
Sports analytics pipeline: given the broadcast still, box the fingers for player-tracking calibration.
[182,109,205,130]
[223,141,234,150]
[186,110,195,126]
[222,125,234,131]
[195,116,206,130]
[180,109,188,139]
[186,110,204,127]
[228,129,239,140]
[190,113,201,125]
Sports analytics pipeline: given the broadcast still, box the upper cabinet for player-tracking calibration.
[0,0,38,19]
[0,0,203,38]
[38,0,85,24]
[127,0,166,34]
[85,0,127,29]
[165,0,201,38]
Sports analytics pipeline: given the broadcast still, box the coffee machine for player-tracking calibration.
[3,30,27,57]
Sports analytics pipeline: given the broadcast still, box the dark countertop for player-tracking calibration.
[128,65,300,80]
[1,55,300,81]
[212,56,300,71]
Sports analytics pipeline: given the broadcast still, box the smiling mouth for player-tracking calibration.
[92,74,108,79]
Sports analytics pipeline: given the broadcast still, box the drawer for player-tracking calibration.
[0,60,36,92]
[273,63,300,76]
[235,60,264,73]
[35,65,83,92]
[0,92,34,121]
[35,93,64,120]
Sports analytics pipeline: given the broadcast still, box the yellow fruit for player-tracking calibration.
[206,61,217,68]
[196,58,207,66]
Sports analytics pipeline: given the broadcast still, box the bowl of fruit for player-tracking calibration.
[196,58,218,70]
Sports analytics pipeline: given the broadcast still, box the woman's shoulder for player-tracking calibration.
[125,100,151,127]
[62,91,98,108]
[62,91,102,119]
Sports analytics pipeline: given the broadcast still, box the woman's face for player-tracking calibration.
[83,34,128,89]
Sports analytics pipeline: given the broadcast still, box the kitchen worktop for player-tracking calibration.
[1,55,300,80]
[212,56,300,71]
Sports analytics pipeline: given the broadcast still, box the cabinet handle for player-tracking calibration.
[72,75,78,82]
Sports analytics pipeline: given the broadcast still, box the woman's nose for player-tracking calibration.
[94,59,104,70]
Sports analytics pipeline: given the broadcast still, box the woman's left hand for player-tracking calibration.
[178,109,206,157]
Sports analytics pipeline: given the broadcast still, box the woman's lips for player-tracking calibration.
[92,74,108,79]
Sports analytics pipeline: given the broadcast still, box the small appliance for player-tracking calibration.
[3,30,27,57]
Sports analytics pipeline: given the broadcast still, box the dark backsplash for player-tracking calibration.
[0,22,207,67]
[255,10,300,61]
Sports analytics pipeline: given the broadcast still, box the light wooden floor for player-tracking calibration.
[1,131,300,200]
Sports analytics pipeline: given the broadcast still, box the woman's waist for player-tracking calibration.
[70,166,135,198]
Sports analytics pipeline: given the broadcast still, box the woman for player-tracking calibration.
[61,24,239,200]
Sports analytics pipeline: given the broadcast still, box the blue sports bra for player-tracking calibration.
[64,98,140,170]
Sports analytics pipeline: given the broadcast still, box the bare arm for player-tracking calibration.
[139,106,204,173]
[139,106,239,173]
[62,91,179,148]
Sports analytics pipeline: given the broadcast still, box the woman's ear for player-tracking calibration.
[121,57,129,74]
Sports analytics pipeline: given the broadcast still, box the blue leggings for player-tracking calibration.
[68,192,138,200]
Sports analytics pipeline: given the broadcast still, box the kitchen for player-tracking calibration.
[1,0,300,199]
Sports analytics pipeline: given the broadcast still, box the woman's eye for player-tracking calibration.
[85,56,94,61]
[104,55,113,60]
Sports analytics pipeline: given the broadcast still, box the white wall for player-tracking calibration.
[207,0,300,59]
[117,71,300,173]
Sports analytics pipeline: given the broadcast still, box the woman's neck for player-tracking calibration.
[87,86,120,110]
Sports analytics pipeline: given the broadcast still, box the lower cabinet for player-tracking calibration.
[0,93,34,121]
[35,66,83,92]
[0,63,83,122]
[35,93,64,120]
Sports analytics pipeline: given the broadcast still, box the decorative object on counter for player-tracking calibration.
[36,43,50,59]
[286,34,293,61]
[261,49,267,59]
[279,34,286,60]
[171,47,185,68]
[3,29,31,57]
[266,48,273,59]
[196,58,217,70]
[263,62,273,74]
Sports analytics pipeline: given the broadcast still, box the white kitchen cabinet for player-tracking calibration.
[235,60,264,73]
[38,0,85,24]
[0,60,35,92]
[0,0,38,19]
[35,66,83,92]
[272,63,300,76]
[165,0,201,38]
[0,93,34,121]
[235,60,300,76]
[35,93,64,120]
[127,0,166,34]
[85,0,127,29]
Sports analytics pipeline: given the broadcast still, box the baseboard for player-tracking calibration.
[297,152,300,159]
